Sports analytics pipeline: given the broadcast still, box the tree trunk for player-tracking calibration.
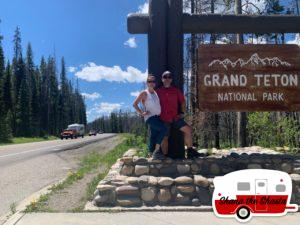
[209,0,220,149]
[190,0,196,115]
[235,0,247,147]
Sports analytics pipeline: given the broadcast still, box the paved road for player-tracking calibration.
[10,212,300,225]
[0,134,116,166]
[0,134,117,217]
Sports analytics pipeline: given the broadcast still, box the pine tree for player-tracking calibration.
[25,43,35,134]
[16,79,31,136]
[266,0,285,43]
[12,26,25,100]
[0,32,4,108]
[30,68,40,136]
[0,32,5,109]
[0,109,12,142]
[73,79,80,123]
[110,112,118,133]
[0,33,11,141]
[0,33,4,80]
[47,56,59,135]
[3,61,13,113]
[39,56,49,135]
[0,26,87,140]
[68,80,75,123]
[78,94,87,125]
[266,0,284,14]
[25,43,35,87]
[59,57,69,131]
[12,27,26,136]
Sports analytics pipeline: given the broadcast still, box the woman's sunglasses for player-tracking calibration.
[162,75,172,79]
[147,80,156,83]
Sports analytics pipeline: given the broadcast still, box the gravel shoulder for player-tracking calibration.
[31,135,123,212]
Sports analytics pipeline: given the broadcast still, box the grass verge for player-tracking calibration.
[0,136,58,146]
[24,134,146,212]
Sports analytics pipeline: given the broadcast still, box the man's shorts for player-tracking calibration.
[164,118,188,137]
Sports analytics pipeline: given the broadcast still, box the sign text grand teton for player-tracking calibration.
[198,44,300,111]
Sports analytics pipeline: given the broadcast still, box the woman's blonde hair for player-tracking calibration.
[147,74,156,81]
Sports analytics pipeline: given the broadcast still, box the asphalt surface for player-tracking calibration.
[0,134,116,217]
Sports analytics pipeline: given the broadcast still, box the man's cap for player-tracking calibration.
[162,71,172,77]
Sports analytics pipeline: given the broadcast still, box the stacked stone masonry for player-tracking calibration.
[93,148,300,207]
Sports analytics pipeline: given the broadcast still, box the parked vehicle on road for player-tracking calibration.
[88,130,97,136]
[60,124,85,139]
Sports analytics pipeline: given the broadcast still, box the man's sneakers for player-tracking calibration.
[152,148,165,160]
[151,147,204,160]
[147,152,153,158]
[186,147,204,159]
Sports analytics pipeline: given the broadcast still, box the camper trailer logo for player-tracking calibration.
[212,169,298,223]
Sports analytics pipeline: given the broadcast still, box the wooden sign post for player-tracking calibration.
[128,0,300,158]
[198,44,300,111]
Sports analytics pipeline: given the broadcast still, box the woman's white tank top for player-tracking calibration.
[143,89,161,121]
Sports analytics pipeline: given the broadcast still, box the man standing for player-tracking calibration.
[156,71,201,159]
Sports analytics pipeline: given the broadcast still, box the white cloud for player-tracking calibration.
[68,66,77,73]
[130,91,140,97]
[138,0,267,15]
[215,40,228,44]
[213,0,265,14]
[87,102,123,116]
[82,92,101,101]
[124,37,137,48]
[287,34,300,45]
[214,2,234,14]
[242,0,266,14]
[137,2,149,13]
[204,36,231,44]
[95,102,122,113]
[247,36,267,44]
[75,63,147,83]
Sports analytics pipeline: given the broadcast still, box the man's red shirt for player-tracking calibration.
[156,86,185,123]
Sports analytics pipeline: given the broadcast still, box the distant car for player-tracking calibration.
[98,130,103,134]
[89,131,97,136]
[61,124,85,139]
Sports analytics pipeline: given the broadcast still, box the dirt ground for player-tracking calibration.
[45,135,122,212]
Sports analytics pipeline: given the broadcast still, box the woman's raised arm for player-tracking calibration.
[132,91,146,116]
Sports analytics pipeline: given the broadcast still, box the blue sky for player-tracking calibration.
[0,0,149,122]
[0,0,299,122]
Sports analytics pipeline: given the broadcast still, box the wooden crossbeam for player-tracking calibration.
[128,13,300,34]
[127,13,148,34]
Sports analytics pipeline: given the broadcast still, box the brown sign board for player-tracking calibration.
[198,44,300,111]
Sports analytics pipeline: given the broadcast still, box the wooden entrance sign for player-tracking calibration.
[198,44,300,111]
[128,0,300,157]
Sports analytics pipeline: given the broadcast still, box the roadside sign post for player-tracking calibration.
[127,0,300,157]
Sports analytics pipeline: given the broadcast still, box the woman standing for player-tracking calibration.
[133,75,166,160]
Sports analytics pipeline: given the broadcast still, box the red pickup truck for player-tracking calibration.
[60,124,85,139]
[60,129,78,139]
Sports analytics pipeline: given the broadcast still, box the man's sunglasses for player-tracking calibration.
[147,80,156,83]
[162,75,172,79]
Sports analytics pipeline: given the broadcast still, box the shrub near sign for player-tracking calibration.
[198,44,300,111]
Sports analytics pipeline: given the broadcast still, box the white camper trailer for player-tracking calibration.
[212,169,298,222]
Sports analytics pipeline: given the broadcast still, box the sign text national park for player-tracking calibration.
[198,44,300,111]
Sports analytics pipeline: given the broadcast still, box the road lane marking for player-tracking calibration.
[0,144,69,158]
[0,135,110,159]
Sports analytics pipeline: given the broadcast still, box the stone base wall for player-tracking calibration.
[93,148,300,207]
